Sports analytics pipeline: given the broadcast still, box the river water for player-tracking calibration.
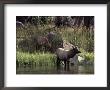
[16,64,94,74]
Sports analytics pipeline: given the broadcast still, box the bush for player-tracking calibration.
[47,31,63,52]
[79,49,94,65]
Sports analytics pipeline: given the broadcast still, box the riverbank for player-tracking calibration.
[16,50,94,67]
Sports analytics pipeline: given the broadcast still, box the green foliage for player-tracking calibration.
[16,51,57,66]
[78,48,94,65]
[85,53,94,61]
[79,49,94,61]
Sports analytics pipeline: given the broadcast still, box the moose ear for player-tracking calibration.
[75,45,78,49]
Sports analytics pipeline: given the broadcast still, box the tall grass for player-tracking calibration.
[17,24,94,52]
[16,51,57,66]
[60,26,94,52]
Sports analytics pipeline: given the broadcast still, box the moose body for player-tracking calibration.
[56,46,81,70]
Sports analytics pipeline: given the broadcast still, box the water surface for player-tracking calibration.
[16,64,94,74]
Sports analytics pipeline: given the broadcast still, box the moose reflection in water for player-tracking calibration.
[16,16,94,74]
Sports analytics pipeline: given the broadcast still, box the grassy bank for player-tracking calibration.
[16,51,57,67]
[16,50,94,66]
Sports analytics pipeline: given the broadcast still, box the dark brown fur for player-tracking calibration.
[56,46,81,70]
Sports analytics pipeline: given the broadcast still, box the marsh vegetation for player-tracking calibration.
[16,16,94,74]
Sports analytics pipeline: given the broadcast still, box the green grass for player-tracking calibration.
[16,51,57,66]
[79,48,94,61]
[78,48,94,65]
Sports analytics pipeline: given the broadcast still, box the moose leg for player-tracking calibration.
[56,57,61,70]
[64,60,67,70]
[67,60,70,71]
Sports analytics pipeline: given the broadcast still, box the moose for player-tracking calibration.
[56,45,81,70]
